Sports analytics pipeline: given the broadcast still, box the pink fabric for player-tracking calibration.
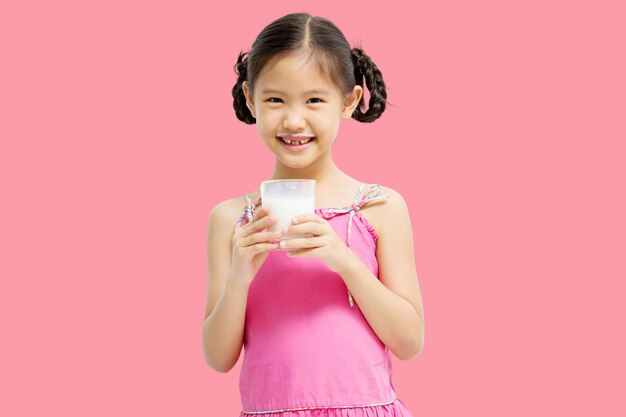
[236,184,414,417]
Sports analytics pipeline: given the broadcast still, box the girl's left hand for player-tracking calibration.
[278,214,356,274]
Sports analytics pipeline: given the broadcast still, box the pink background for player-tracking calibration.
[2,0,625,416]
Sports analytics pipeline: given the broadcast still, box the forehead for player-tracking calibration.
[254,54,341,97]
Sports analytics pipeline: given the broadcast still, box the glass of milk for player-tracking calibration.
[260,179,316,241]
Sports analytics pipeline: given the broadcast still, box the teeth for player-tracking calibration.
[280,137,313,145]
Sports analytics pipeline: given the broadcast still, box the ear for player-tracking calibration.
[341,85,363,119]
[242,81,256,118]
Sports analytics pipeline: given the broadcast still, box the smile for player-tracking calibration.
[279,137,314,145]
[276,134,316,145]
[276,134,316,151]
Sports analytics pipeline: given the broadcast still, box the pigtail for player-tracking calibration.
[351,48,387,123]
[231,51,256,124]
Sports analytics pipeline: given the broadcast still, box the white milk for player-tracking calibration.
[263,196,315,239]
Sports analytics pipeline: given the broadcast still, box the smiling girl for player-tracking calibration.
[203,12,424,417]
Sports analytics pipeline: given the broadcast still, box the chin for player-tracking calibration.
[281,160,311,169]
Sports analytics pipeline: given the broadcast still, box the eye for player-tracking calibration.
[307,98,323,104]
[266,97,283,103]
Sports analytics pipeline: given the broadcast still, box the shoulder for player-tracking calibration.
[377,185,406,206]
[376,186,411,237]
[382,186,409,212]
[358,184,410,239]
[210,196,248,218]
[208,196,249,233]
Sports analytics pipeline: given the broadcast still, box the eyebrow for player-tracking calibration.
[260,88,330,96]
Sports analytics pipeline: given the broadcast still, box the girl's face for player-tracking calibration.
[242,54,362,170]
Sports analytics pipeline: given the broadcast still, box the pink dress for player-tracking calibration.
[234,183,414,417]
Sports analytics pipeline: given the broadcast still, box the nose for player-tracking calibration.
[282,107,306,130]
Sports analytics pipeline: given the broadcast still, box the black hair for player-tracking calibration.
[232,12,387,124]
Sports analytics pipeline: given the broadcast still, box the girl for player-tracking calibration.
[203,12,424,417]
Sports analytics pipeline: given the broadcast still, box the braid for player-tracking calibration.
[351,48,387,123]
[231,51,256,124]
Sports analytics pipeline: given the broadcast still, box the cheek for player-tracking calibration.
[311,111,341,132]
[254,110,271,129]
[256,109,280,124]
[255,123,265,138]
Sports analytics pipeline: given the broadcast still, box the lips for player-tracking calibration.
[276,134,316,152]
[276,133,316,145]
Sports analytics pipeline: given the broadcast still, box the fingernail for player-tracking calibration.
[291,217,299,223]
[279,240,287,248]
[274,231,281,237]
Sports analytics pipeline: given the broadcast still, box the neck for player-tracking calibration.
[269,152,349,187]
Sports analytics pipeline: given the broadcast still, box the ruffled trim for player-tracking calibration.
[239,398,413,417]
[353,211,379,244]
[313,209,378,245]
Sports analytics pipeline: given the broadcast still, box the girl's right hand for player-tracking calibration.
[230,206,281,286]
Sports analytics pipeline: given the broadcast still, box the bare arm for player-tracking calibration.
[202,202,280,373]
[202,280,250,373]
[202,201,247,373]
[337,189,425,360]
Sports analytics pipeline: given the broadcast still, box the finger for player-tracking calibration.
[250,205,269,222]
[244,241,281,256]
[279,235,326,250]
[290,213,325,225]
[242,211,278,237]
[241,230,283,247]
[282,222,325,236]
[238,205,266,230]
[285,247,316,257]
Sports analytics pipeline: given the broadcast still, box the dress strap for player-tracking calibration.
[319,183,389,307]
[235,194,261,230]
[319,183,389,247]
